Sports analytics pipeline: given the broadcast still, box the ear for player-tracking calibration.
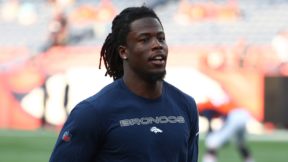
[118,45,128,60]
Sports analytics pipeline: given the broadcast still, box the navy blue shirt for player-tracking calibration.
[49,78,199,162]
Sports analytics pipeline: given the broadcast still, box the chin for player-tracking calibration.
[148,70,166,83]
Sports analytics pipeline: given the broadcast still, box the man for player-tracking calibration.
[199,99,255,162]
[49,6,199,162]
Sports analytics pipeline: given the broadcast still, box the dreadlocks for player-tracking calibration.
[99,6,162,80]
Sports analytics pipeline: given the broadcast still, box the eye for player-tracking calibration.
[158,36,165,42]
[139,37,149,43]
[157,33,166,42]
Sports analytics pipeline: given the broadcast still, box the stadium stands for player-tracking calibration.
[0,0,288,46]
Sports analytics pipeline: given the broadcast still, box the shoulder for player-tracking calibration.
[86,79,122,103]
[164,81,198,121]
[68,100,101,128]
[68,80,122,123]
[69,78,128,116]
[164,81,197,107]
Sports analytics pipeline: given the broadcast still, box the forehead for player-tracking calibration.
[129,17,163,35]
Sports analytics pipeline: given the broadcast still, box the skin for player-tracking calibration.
[119,17,168,99]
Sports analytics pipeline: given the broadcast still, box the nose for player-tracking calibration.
[152,38,163,49]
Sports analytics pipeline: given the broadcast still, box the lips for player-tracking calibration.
[149,54,166,66]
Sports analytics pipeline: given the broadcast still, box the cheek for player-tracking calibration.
[164,45,168,53]
[128,48,145,63]
[131,46,149,59]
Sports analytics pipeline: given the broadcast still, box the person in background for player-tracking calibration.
[49,6,199,162]
[198,95,255,162]
[40,11,94,53]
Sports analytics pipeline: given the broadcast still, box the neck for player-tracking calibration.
[122,74,163,99]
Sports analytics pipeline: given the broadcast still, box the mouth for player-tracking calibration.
[149,54,166,66]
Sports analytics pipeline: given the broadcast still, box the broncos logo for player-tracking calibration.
[150,126,163,134]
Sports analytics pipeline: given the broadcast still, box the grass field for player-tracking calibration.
[0,129,287,162]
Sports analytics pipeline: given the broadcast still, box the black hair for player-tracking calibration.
[99,6,162,80]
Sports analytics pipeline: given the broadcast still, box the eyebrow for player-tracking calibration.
[137,31,165,37]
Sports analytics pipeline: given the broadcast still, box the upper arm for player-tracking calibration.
[49,101,103,162]
[187,97,199,162]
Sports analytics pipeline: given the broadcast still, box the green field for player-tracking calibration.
[0,129,287,162]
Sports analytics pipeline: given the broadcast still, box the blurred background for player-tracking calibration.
[0,0,288,162]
